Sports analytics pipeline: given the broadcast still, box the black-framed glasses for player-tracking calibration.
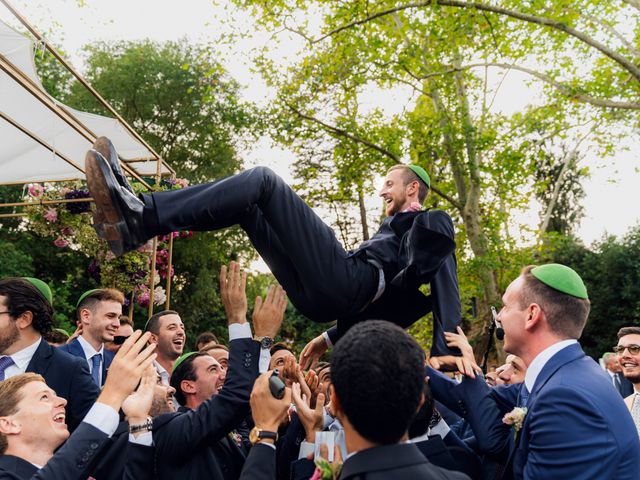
[613,344,640,355]
[113,335,131,345]
[0,312,10,316]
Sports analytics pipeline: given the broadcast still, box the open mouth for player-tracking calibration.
[173,339,184,347]
[53,412,66,424]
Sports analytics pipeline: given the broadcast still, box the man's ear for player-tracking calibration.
[180,380,196,395]
[15,311,33,330]
[0,416,21,436]
[78,308,91,326]
[148,333,159,345]
[524,303,544,331]
[329,384,343,416]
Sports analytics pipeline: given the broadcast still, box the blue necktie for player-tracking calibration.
[519,386,529,407]
[91,353,102,386]
[0,356,15,381]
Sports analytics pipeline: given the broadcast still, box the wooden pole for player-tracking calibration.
[165,232,174,309]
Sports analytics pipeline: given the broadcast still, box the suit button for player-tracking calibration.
[90,441,99,449]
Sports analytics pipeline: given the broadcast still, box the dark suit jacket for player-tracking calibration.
[26,339,99,432]
[0,422,108,480]
[58,337,114,387]
[151,337,259,479]
[240,443,275,480]
[614,372,634,397]
[430,344,640,479]
[329,210,461,356]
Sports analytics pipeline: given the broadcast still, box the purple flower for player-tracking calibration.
[64,189,91,214]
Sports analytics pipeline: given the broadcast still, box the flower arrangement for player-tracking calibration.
[23,178,191,307]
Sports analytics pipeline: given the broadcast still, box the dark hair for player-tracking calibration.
[617,326,640,339]
[195,331,218,349]
[314,361,331,375]
[270,342,294,356]
[170,352,208,406]
[146,310,179,334]
[76,289,124,321]
[388,165,429,203]
[0,278,53,335]
[331,320,425,445]
[44,329,69,345]
[118,315,133,327]
[520,266,590,339]
[407,381,435,439]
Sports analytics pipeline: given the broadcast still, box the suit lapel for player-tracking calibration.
[25,338,52,375]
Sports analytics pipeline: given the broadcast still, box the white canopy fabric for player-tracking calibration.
[0,19,170,184]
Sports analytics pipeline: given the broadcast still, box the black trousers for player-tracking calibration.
[142,167,378,322]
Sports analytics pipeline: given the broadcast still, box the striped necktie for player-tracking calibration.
[0,356,14,381]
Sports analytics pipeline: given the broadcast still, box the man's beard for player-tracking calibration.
[0,322,20,354]
[623,372,640,384]
[149,394,175,417]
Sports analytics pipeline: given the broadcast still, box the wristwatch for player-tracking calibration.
[254,336,274,349]
[249,426,278,444]
[129,417,153,434]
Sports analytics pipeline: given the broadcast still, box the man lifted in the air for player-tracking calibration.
[85,137,461,362]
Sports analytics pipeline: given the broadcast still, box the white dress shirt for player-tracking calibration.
[228,322,271,373]
[2,337,42,380]
[77,335,105,385]
[524,339,578,392]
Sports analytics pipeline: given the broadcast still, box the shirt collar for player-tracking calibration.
[154,360,170,384]
[524,339,577,392]
[6,337,41,372]
[77,334,104,360]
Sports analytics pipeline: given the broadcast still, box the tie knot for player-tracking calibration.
[0,356,14,370]
[91,353,102,366]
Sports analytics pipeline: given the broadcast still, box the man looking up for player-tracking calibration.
[86,137,461,357]
[170,352,225,409]
[0,278,99,431]
[59,289,123,387]
[144,310,185,385]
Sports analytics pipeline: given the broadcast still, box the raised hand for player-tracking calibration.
[250,370,292,432]
[299,334,328,370]
[431,326,481,378]
[220,261,248,325]
[292,382,325,442]
[252,284,287,338]
[122,365,156,425]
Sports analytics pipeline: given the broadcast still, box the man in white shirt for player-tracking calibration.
[144,309,186,386]
[615,325,640,436]
[0,278,99,431]
[59,289,124,387]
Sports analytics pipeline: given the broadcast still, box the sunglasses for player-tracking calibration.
[113,335,131,345]
[613,344,640,355]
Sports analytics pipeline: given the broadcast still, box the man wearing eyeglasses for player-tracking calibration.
[615,326,640,436]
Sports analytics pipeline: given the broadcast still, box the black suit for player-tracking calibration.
[0,423,107,480]
[143,167,460,355]
[613,372,634,397]
[150,337,259,479]
[26,339,100,432]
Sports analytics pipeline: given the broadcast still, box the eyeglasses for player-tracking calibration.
[613,345,640,355]
[0,311,10,316]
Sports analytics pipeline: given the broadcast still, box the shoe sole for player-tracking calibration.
[85,150,126,256]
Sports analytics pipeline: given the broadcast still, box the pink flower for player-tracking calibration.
[43,208,58,223]
[175,178,189,188]
[310,468,323,480]
[28,184,44,198]
[137,291,150,308]
[53,237,68,248]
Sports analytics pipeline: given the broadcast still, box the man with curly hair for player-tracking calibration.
[0,278,99,431]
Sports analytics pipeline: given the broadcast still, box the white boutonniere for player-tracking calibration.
[502,407,527,438]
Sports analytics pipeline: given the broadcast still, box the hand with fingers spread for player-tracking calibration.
[305,369,319,397]
[299,334,328,371]
[122,365,156,427]
[252,284,287,338]
[98,330,157,412]
[220,261,248,325]
[292,382,325,443]
[431,326,482,378]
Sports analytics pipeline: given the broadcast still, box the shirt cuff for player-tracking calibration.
[322,331,333,348]
[229,322,252,340]
[298,440,315,459]
[428,418,451,439]
[259,349,271,374]
[83,402,119,437]
[257,441,276,450]
[128,432,153,446]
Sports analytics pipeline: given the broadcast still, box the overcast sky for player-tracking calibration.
[2,0,639,247]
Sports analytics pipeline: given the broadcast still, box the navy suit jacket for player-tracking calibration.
[26,339,99,432]
[430,343,640,479]
[58,337,114,387]
[151,337,260,479]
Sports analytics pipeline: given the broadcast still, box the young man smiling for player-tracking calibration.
[145,310,186,385]
[615,325,640,435]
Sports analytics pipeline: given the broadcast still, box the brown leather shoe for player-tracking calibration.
[92,136,136,195]
[85,149,147,256]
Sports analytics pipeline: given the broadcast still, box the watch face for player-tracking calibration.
[260,337,274,349]
[249,427,260,444]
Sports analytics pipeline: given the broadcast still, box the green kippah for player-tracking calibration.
[531,264,588,299]
[408,165,431,188]
[22,277,52,305]
[76,289,101,309]
[172,351,199,374]
[53,327,69,337]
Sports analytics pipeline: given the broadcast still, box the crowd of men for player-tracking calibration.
[0,141,638,478]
